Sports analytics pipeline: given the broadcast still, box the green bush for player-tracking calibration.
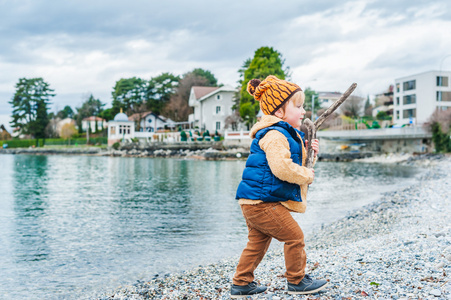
[432,123,451,153]
[0,139,39,148]
[180,131,187,141]
[376,111,391,120]
[371,121,381,129]
[112,142,120,150]
[0,137,108,148]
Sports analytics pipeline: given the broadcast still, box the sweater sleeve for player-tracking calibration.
[259,130,314,185]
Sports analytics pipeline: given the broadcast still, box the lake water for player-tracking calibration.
[0,154,421,299]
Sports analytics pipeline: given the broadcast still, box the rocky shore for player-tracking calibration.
[0,144,378,161]
[0,144,251,160]
[98,155,450,300]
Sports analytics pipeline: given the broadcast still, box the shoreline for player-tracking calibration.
[98,155,450,299]
[1,145,445,163]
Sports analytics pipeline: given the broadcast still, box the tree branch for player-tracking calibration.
[304,83,357,168]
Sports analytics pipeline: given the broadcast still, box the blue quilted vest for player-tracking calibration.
[235,121,305,203]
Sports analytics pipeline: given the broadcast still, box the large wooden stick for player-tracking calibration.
[304,83,357,168]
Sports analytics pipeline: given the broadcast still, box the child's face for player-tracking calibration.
[277,92,306,128]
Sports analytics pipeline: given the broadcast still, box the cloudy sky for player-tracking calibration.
[1,0,451,131]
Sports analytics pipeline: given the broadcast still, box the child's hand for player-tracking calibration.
[305,139,320,157]
[308,168,315,184]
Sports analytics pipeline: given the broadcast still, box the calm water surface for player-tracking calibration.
[0,154,421,299]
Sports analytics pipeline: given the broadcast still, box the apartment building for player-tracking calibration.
[394,70,451,125]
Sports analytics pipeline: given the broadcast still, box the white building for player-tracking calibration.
[316,91,342,109]
[128,111,173,132]
[107,111,135,146]
[394,70,451,126]
[82,116,107,133]
[188,85,238,133]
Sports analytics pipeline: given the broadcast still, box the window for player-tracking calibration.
[110,126,116,134]
[216,122,221,130]
[403,109,416,119]
[216,94,222,100]
[403,94,416,105]
[437,76,449,87]
[396,83,400,93]
[215,106,221,114]
[396,97,400,105]
[437,91,451,101]
[396,110,400,120]
[403,80,416,91]
[119,125,123,134]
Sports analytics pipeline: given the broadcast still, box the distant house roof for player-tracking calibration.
[128,111,153,121]
[194,85,238,102]
[83,116,105,121]
[192,86,220,100]
[128,111,170,123]
[317,91,342,98]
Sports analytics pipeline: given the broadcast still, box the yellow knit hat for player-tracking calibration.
[247,75,302,115]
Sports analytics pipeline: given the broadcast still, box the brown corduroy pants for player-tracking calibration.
[233,202,306,286]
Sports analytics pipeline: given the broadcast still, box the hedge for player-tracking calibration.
[0,137,108,148]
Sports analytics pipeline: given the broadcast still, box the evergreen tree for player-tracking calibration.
[364,95,373,117]
[146,73,180,115]
[57,105,74,119]
[111,77,148,116]
[9,78,55,141]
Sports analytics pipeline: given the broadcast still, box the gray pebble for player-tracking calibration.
[430,289,441,297]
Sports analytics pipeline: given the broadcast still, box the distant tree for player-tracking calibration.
[75,94,105,133]
[364,95,373,117]
[60,123,78,144]
[9,78,55,142]
[341,96,364,118]
[45,118,59,138]
[425,109,451,152]
[0,124,12,140]
[57,105,74,119]
[111,77,148,116]
[376,110,391,120]
[99,108,115,121]
[147,73,180,115]
[238,47,290,127]
[224,109,242,131]
[303,87,320,113]
[162,72,210,122]
[190,68,218,86]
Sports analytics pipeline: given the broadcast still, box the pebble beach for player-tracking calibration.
[99,155,450,300]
